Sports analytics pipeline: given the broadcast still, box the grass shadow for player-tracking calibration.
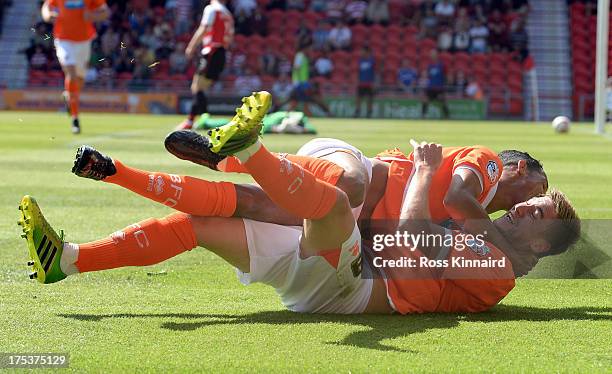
[59,305,611,352]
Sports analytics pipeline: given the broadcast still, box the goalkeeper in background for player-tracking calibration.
[194,111,317,134]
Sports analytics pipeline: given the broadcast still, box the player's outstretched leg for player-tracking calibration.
[71,145,237,217]
[208,92,355,254]
[164,130,228,171]
[165,131,353,191]
[18,195,67,284]
[18,196,199,283]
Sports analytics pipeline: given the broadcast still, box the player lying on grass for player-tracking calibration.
[165,130,548,275]
[17,130,580,314]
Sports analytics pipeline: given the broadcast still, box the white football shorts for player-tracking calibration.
[236,219,372,314]
[54,38,92,78]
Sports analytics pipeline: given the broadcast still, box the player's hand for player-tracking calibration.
[48,10,59,21]
[44,6,59,22]
[410,139,442,172]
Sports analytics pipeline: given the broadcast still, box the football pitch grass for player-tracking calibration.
[0,111,611,372]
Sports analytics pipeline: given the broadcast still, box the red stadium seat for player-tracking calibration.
[370,24,386,40]
[387,25,403,39]
[488,96,506,114]
[438,51,453,69]
[509,98,523,115]
[387,38,403,55]
[330,72,347,84]
[473,69,488,84]
[419,38,436,55]
[399,46,417,63]
[489,53,508,69]
[507,61,522,76]
[454,52,470,67]
[404,25,419,37]
[369,37,386,53]
[382,70,396,85]
[471,54,488,71]
[351,24,369,43]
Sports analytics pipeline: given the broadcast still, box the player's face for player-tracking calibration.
[494,196,557,254]
[503,170,548,207]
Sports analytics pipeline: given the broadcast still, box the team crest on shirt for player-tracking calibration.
[65,0,85,9]
[486,160,499,183]
[466,238,491,256]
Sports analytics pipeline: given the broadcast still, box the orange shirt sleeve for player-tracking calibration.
[451,146,502,202]
[47,0,59,7]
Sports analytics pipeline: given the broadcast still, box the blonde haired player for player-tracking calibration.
[177,0,234,130]
[41,0,110,134]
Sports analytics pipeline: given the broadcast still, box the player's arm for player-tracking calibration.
[84,3,110,22]
[187,7,214,58]
[397,140,447,256]
[186,24,207,58]
[444,169,489,224]
[444,156,535,275]
[41,0,59,23]
[444,169,518,261]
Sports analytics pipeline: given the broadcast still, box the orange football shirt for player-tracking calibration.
[371,146,509,313]
[47,0,106,42]
[382,231,515,314]
[372,146,503,223]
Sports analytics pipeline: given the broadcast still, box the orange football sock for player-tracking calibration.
[217,156,248,173]
[65,77,80,118]
[218,154,343,185]
[104,160,236,217]
[240,143,338,219]
[75,213,197,273]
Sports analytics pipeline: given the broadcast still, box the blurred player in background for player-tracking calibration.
[421,49,449,119]
[354,46,376,118]
[274,43,331,116]
[41,0,110,134]
[177,0,234,130]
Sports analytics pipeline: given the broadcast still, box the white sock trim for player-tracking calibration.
[60,242,80,276]
[234,140,262,163]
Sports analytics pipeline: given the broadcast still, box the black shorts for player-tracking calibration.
[357,84,374,97]
[425,87,446,100]
[197,47,226,80]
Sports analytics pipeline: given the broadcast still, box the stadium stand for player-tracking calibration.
[22,0,530,116]
[568,0,604,118]
[0,0,12,37]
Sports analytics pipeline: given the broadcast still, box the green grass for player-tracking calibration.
[0,111,611,373]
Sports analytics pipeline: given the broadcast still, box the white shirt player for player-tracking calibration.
[200,1,234,55]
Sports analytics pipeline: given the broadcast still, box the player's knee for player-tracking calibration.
[336,166,367,208]
[235,186,257,216]
[330,188,352,218]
